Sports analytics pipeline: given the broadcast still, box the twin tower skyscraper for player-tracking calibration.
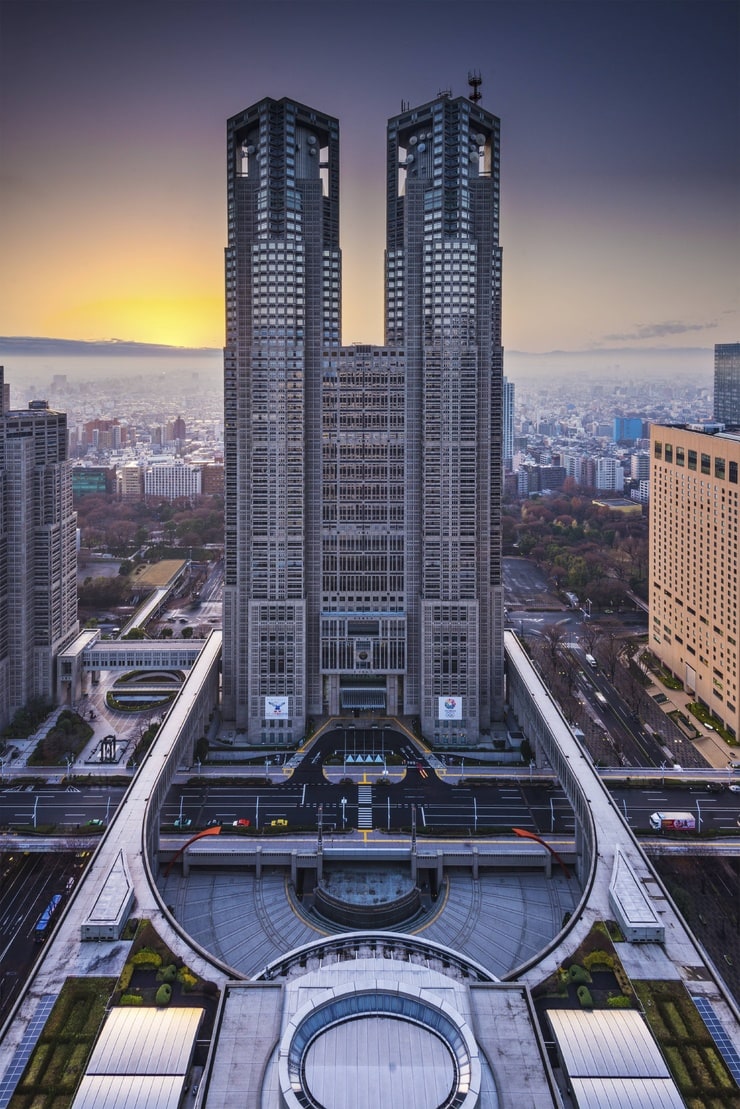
[222,91,505,747]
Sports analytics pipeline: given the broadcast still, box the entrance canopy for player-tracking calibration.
[340,688,386,710]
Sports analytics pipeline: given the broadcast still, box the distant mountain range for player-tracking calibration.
[0,335,714,384]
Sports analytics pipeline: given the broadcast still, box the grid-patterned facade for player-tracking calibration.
[144,461,202,500]
[503,376,514,472]
[223,93,505,745]
[650,423,740,739]
[714,343,740,426]
[321,346,406,715]
[222,98,340,740]
[0,370,78,731]
[386,95,505,743]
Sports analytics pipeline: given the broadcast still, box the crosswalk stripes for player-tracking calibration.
[357,784,373,829]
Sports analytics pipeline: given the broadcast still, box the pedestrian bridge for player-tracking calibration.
[57,629,212,702]
[82,639,208,671]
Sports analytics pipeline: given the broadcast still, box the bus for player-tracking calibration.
[34,894,62,942]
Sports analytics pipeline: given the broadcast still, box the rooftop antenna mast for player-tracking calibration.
[468,70,482,103]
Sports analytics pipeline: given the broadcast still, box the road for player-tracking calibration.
[0,784,126,830]
[0,851,86,1025]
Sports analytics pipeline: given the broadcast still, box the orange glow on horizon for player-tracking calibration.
[45,294,224,350]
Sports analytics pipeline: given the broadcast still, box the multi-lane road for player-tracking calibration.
[0,851,87,1025]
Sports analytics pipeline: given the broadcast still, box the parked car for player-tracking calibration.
[232,818,251,827]
[706,782,724,793]
[85,818,104,828]
[174,817,192,828]
[270,818,288,828]
[729,784,740,793]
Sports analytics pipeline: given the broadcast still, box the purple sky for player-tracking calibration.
[0,0,738,359]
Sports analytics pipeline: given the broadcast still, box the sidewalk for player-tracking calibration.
[647,676,735,768]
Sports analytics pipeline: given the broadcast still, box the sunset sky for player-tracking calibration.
[0,0,737,360]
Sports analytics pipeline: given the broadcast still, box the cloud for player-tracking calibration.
[602,320,718,342]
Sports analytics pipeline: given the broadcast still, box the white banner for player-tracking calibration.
[438,696,462,720]
[264,696,290,718]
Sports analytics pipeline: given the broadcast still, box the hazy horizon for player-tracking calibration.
[0,335,718,391]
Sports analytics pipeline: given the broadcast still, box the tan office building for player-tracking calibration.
[650,423,740,739]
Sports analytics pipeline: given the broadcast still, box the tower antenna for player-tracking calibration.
[468,70,482,103]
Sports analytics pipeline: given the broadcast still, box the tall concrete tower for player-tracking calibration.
[0,367,78,731]
[386,92,505,743]
[223,89,504,747]
[222,99,340,742]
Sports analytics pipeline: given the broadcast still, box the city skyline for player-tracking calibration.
[1,0,738,363]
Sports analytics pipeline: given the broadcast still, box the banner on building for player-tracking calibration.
[265,696,290,718]
[438,696,462,721]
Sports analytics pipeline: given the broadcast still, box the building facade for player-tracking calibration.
[650,422,740,739]
[714,342,740,426]
[0,368,78,730]
[221,98,340,741]
[222,93,504,744]
[144,460,202,500]
[503,375,514,473]
[386,93,505,742]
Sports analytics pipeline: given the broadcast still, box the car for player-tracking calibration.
[232,818,251,827]
[704,723,715,731]
[174,817,192,828]
[730,761,740,769]
[270,818,288,827]
[206,818,222,827]
[706,782,724,793]
[729,784,740,793]
[85,818,104,828]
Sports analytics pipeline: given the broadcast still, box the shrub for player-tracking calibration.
[577,985,594,1008]
[120,993,144,1006]
[568,964,591,984]
[614,966,633,995]
[583,949,616,972]
[662,1001,689,1039]
[155,983,172,1006]
[131,947,162,968]
[607,994,632,1008]
[156,963,177,984]
[118,963,134,991]
[703,1047,733,1089]
[177,967,199,992]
